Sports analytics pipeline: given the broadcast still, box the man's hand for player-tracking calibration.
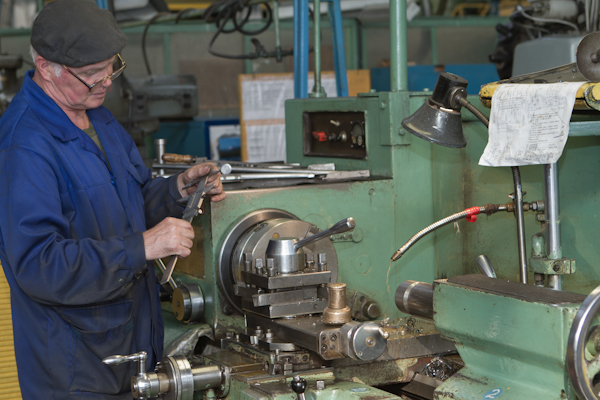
[143,217,194,260]
[177,162,226,202]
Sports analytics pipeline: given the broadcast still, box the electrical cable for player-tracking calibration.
[518,8,580,33]
[205,0,277,60]
[141,11,171,75]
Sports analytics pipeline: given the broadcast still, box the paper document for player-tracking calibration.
[479,82,584,167]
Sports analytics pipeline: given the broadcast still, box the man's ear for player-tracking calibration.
[35,56,56,82]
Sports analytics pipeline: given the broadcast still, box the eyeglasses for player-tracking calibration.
[62,54,126,92]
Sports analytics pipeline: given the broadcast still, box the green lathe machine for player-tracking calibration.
[103,2,600,399]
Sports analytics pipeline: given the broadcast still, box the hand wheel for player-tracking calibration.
[568,285,600,399]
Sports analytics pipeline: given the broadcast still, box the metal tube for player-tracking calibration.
[544,163,562,259]
[390,0,408,91]
[311,0,324,96]
[512,166,528,284]
[155,139,167,176]
[395,281,434,320]
[544,163,563,290]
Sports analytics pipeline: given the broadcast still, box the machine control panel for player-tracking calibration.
[303,111,367,159]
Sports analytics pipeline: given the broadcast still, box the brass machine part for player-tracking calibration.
[323,283,351,325]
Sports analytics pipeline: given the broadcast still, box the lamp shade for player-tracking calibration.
[401,98,467,148]
[401,72,470,149]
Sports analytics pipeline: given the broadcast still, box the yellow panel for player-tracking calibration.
[0,264,21,400]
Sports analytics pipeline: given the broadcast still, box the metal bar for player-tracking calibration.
[544,163,563,290]
[512,166,528,284]
[294,0,309,98]
[222,166,329,174]
[390,0,408,91]
[311,0,324,97]
[329,0,348,97]
[222,173,316,180]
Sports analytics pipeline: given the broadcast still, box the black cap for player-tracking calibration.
[31,0,126,68]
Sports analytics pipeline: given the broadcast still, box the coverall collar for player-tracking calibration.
[20,70,112,142]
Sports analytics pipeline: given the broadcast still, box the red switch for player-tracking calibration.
[312,131,328,142]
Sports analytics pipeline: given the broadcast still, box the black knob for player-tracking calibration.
[291,375,307,394]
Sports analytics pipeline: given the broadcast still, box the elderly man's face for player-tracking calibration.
[55,56,115,110]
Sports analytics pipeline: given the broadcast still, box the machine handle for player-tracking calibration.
[294,217,355,251]
[291,375,307,400]
[103,351,147,375]
[476,255,497,278]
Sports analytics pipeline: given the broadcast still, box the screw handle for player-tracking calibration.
[103,351,147,375]
[291,375,307,400]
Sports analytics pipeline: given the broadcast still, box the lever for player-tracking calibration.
[103,351,147,375]
[476,255,497,278]
[294,217,355,251]
[291,375,307,400]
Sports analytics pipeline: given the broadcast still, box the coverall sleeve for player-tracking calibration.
[1,145,149,306]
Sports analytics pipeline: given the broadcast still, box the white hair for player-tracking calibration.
[29,45,63,78]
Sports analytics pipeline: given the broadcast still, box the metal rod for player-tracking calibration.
[221,165,329,175]
[390,0,408,91]
[311,0,325,97]
[222,173,316,181]
[512,166,528,284]
[294,217,355,250]
[544,163,562,259]
[544,163,563,290]
[155,139,167,176]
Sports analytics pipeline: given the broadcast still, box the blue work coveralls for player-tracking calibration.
[0,70,183,399]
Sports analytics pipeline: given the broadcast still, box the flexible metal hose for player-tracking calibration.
[456,96,489,128]
[391,210,470,262]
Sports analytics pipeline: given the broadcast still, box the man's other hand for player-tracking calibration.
[177,162,226,202]
[143,217,195,260]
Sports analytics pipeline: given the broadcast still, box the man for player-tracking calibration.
[0,0,225,398]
